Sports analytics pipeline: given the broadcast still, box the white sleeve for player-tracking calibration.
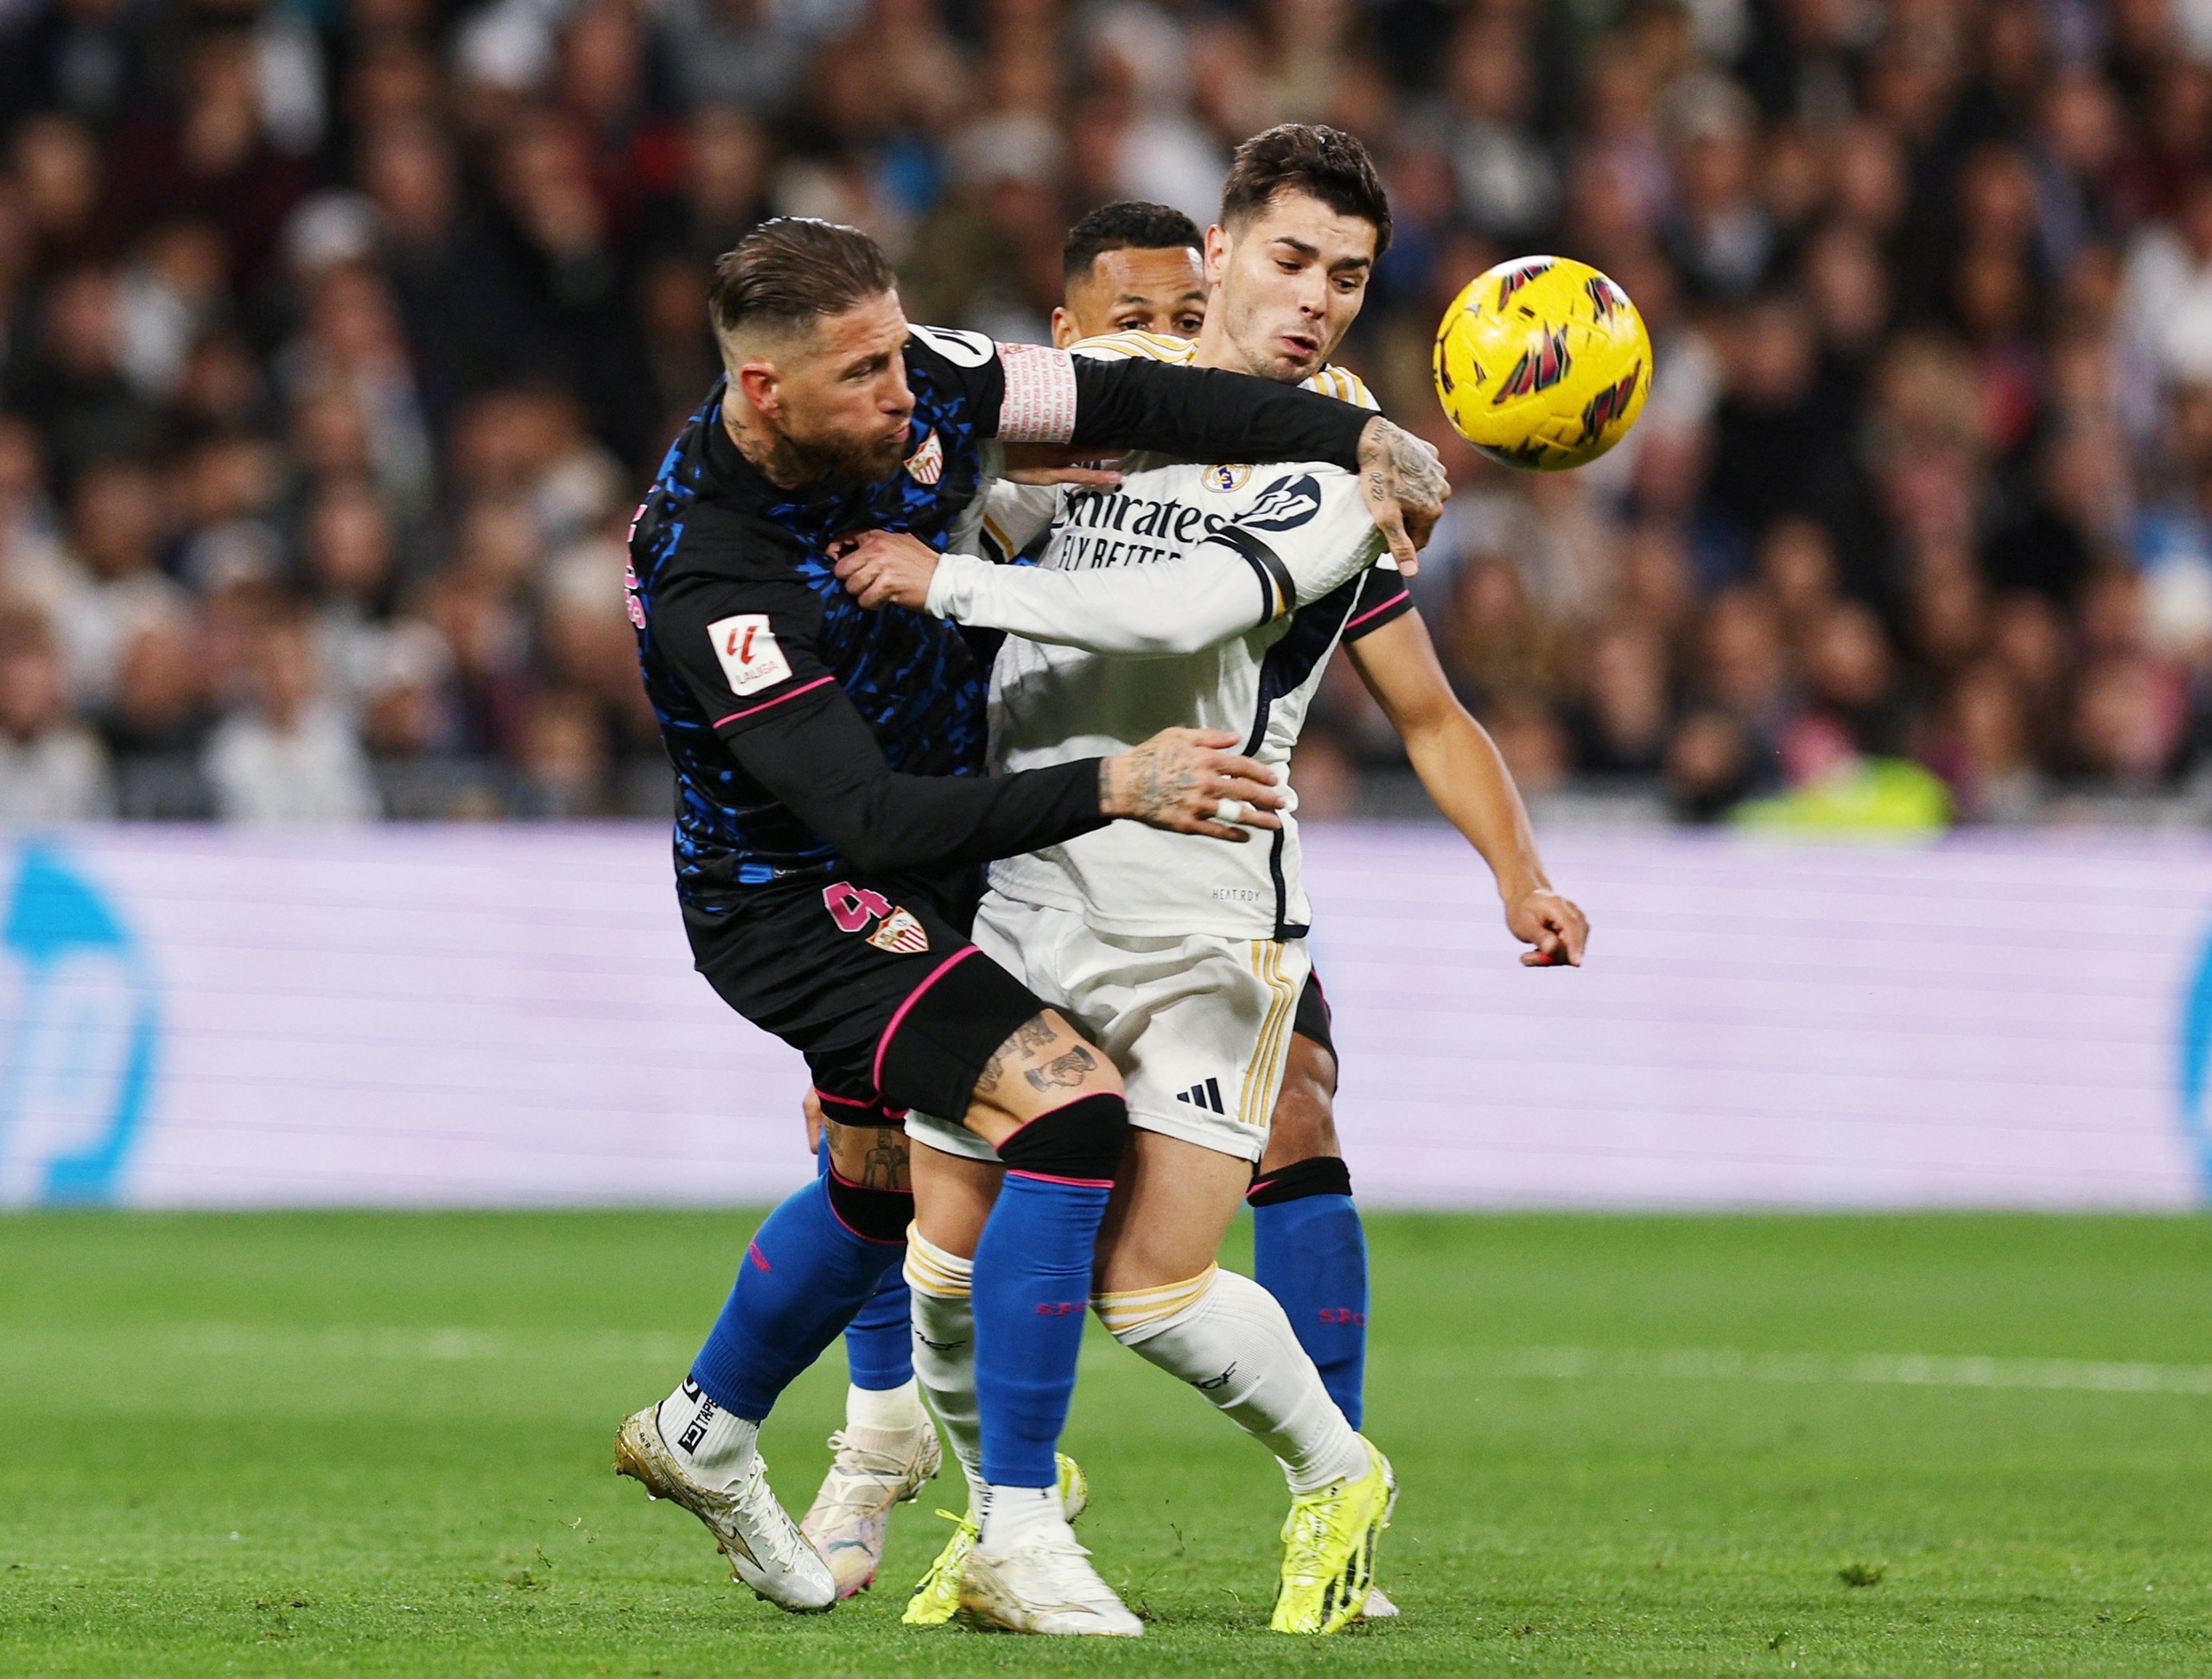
[1236,466,1387,605]
[924,544,1284,657]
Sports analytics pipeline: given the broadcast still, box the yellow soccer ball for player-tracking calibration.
[1432,255,1652,472]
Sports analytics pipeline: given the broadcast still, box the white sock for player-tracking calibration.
[905,1229,985,1510]
[655,1377,759,1491]
[846,1378,923,1435]
[1100,1266,1368,1494]
[977,1483,1070,1553]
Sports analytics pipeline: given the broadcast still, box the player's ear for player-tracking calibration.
[1050,305,1077,350]
[734,360,781,422]
[1204,224,1230,289]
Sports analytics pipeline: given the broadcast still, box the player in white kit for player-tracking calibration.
[836,126,1585,1634]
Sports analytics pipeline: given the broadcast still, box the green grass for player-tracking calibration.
[3,1211,2210,1676]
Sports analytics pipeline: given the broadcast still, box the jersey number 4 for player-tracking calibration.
[823,881,893,932]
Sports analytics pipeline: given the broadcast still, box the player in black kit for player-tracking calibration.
[609,216,1446,1634]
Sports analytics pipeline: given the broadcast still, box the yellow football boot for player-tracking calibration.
[1270,1437,1395,1635]
[901,1452,1088,1626]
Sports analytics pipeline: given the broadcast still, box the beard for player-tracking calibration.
[779,416,912,485]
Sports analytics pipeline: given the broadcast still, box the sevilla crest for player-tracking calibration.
[867,907,931,953]
[904,429,944,485]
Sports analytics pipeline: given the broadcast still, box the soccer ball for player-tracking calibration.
[1432,256,1652,472]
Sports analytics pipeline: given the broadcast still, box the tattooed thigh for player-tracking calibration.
[978,1010,1115,1105]
[827,1120,912,1190]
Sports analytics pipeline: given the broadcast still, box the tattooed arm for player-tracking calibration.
[1099,728,1287,843]
[1355,417,1449,576]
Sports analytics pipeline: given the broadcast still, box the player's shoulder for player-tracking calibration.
[1066,329,1199,366]
[900,323,1008,410]
[645,503,817,617]
[902,323,1001,373]
[1300,364,1379,410]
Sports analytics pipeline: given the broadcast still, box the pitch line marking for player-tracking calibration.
[1489,1345,2212,1396]
[13,1326,2211,1397]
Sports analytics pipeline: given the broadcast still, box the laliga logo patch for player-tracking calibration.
[706,613,791,696]
[1245,474,1322,531]
[868,907,931,954]
[904,429,944,486]
[1205,464,1252,493]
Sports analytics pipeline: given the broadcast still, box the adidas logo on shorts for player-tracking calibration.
[1174,1078,1226,1114]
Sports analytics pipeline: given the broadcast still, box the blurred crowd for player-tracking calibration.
[0,0,2209,824]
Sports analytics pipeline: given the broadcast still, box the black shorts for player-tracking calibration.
[1292,968,1335,1060]
[685,867,1046,1123]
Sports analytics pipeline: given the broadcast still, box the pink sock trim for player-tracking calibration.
[1005,1168,1116,1189]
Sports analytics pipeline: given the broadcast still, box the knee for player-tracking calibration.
[1092,1262,1218,1348]
[823,1156,913,1244]
[1262,1041,1340,1173]
[826,1118,912,1192]
[905,1224,974,1297]
[997,1090,1129,1185]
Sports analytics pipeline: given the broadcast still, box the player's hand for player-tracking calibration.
[802,1086,825,1154]
[832,529,941,610]
[1355,417,1448,577]
[1101,727,1287,843]
[998,442,1126,489]
[1507,888,1588,967]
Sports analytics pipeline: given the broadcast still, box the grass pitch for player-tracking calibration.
[2,1212,2209,1676]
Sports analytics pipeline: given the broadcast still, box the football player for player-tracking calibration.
[836,125,1586,1633]
[613,213,1448,1633]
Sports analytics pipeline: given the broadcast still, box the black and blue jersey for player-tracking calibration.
[626,327,1373,913]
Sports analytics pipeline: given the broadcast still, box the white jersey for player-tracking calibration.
[928,332,1397,940]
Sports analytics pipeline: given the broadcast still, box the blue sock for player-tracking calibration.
[1250,1159,1368,1430]
[690,1176,905,1421]
[845,1268,915,1390]
[971,1170,1112,1487]
[811,1135,917,1391]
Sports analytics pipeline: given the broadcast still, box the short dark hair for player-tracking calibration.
[1219,124,1392,260]
[1062,200,1204,283]
[708,218,896,345]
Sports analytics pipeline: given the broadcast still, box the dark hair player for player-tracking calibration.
[610,216,1447,1634]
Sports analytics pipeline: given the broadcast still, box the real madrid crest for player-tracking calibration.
[904,429,944,486]
[1205,464,1251,493]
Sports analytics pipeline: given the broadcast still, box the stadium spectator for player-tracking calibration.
[0,0,2207,826]
[0,602,111,817]
[202,607,379,822]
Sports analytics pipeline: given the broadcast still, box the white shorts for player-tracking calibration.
[903,892,1310,1167]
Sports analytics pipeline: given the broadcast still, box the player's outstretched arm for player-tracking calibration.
[835,471,1386,654]
[653,569,1284,869]
[1345,610,1588,967]
[836,533,1281,656]
[725,690,1286,869]
[1048,353,1449,573]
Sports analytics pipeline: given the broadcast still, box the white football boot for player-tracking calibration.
[613,1405,836,1612]
[958,1524,1141,1637]
[905,1451,1087,1625]
[797,1412,943,1598]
